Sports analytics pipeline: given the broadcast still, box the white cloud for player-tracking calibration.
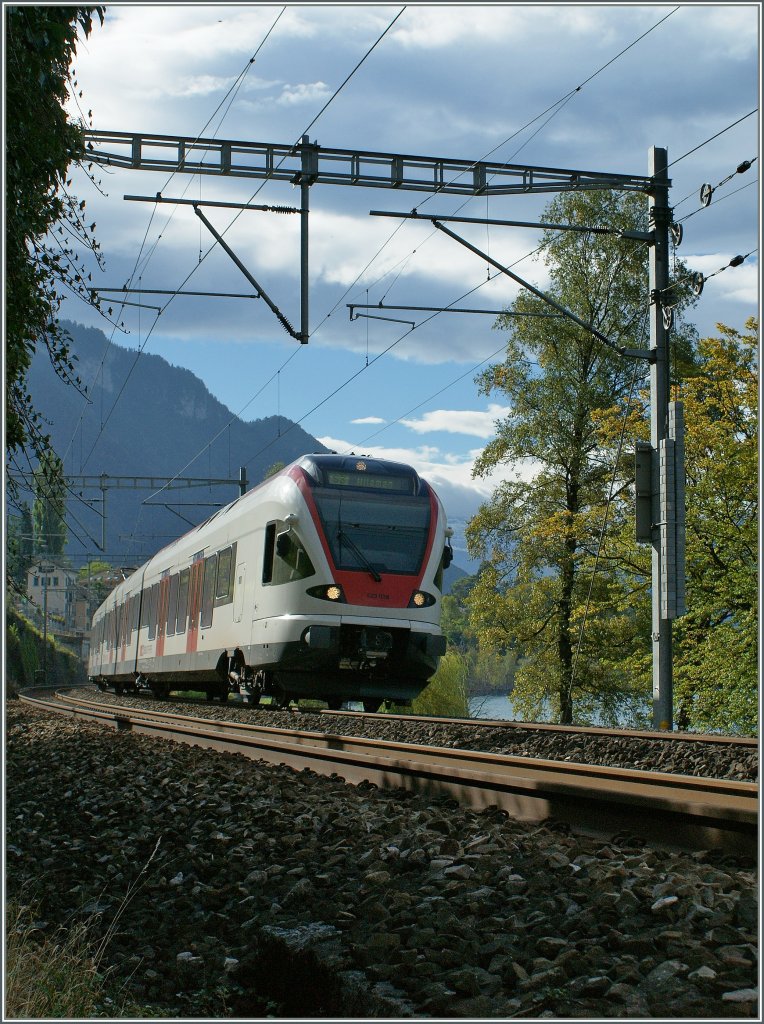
[169,75,237,99]
[392,6,608,50]
[351,416,385,425]
[401,403,509,438]
[684,254,759,307]
[277,82,332,107]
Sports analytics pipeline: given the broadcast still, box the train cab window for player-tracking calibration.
[166,574,180,636]
[176,569,190,634]
[263,520,316,586]
[200,554,217,629]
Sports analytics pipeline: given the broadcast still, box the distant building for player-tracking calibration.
[26,564,78,627]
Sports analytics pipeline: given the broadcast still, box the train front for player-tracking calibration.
[276,454,451,710]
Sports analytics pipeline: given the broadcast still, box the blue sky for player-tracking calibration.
[61,3,760,563]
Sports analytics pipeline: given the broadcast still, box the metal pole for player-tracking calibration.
[300,136,311,344]
[43,574,48,678]
[648,146,673,730]
[239,467,248,496]
[100,475,108,553]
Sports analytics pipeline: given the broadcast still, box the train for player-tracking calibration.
[87,453,453,711]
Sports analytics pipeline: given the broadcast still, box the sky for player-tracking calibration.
[58,2,760,566]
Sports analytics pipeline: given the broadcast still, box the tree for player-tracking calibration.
[33,452,68,561]
[5,5,105,460]
[671,320,758,734]
[7,506,35,592]
[411,651,469,717]
[264,461,286,480]
[466,188,697,725]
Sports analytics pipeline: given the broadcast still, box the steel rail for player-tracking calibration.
[323,707,759,748]
[21,688,757,856]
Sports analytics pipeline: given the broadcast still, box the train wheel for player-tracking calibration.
[271,680,291,710]
[362,699,382,713]
[326,698,343,711]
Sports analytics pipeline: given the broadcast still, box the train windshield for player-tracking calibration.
[312,490,431,575]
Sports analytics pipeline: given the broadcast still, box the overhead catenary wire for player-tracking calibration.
[93,2,686,491]
[315,6,681,336]
[667,109,758,169]
[134,10,408,511]
[65,8,289,472]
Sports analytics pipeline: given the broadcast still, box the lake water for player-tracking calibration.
[469,693,515,720]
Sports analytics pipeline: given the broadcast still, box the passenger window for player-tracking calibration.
[147,583,159,641]
[214,543,236,606]
[176,569,190,634]
[200,554,217,629]
[262,524,276,584]
[166,574,179,636]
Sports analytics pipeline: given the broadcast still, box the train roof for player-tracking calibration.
[294,453,428,495]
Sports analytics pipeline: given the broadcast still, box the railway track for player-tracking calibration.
[20,686,758,856]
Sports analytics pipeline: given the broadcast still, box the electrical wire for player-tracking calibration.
[314,5,681,338]
[68,10,289,472]
[667,109,758,168]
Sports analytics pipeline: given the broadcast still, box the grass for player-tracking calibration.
[6,840,168,1018]
[5,899,146,1018]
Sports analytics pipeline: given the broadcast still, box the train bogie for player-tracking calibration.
[88,454,452,708]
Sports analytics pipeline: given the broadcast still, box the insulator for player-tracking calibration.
[736,160,752,175]
[691,272,705,297]
[267,205,299,214]
[662,305,674,332]
[699,183,714,207]
[729,254,745,267]
[670,222,683,247]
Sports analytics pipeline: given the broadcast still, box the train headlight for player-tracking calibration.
[409,590,435,608]
[307,584,346,602]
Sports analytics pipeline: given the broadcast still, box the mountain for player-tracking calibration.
[22,320,329,566]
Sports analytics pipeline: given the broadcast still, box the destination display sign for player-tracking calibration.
[325,471,413,493]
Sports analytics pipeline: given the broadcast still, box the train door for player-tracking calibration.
[186,556,205,654]
[233,562,246,622]
[155,576,170,658]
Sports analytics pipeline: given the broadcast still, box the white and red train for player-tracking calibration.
[88,454,452,710]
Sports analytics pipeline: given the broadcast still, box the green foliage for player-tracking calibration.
[5,5,105,459]
[6,606,87,689]
[671,320,758,734]
[264,461,286,479]
[440,572,479,649]
[466,188,698,725]
[6,505,35,591]
[33,449,68,559]
[411,651,469,717]
[78,561,114,606]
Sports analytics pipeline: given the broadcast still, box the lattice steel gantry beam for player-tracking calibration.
[83,130,657,197]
